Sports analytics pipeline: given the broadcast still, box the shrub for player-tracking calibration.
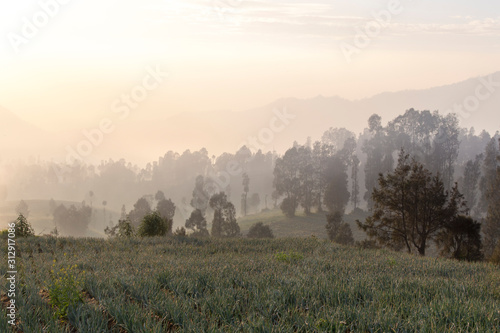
[47,262,83,319]
[174,227,187,236]
[437,215,483,262]
[274,251,304,264]
[355,239,381,250]
[105,218,135,238]
[138,211,172,237]
[280,197,298,218]
[326,211,354,245]
[14,214,35,237]
[247,222,274,239]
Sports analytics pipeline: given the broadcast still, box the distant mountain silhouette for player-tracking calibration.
[1,72,499,163]
[122,71,500,156]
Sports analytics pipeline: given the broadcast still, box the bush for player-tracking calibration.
[490,243,500,265]
[47,262,83,319]
[190,229,210,238]
[174,227,187,236]
[247,222,274,239]
[355,239,381,250]
[280,197,298,218]
[14,214,35,237]
[326,211,354,245]
[437,215,483,262]
[274,251,304,264]
[105,218,135,238]
[138,211,172,237]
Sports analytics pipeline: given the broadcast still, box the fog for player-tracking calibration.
[1,0,499,237]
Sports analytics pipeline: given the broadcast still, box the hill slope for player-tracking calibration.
[1,237,498,331]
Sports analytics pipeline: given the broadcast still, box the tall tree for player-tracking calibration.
[155,190,166,202]
[128,197,152,227]
[362,114,394,209]
[429,114,460,191]
[483,139,500,259]
[323,155,350,214]
[53,203,92,236]
[191,175,210,215]
[312,141,335,212]
[479,138,499,214]
[273,147,301,217]
[185,209,208,236]
[461,154,482,214]
[241,173,249,216]
[297,146,315,215]
[351,155,360,210]
[120,204,127,220]
[358,149,466,256]
[102,200,108,225]
[209,192,240,237]
[157,198,176,220]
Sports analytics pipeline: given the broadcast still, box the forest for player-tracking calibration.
[3,108,499,262]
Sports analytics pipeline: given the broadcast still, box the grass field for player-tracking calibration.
[1,236,499,332]
[238,208,369,241]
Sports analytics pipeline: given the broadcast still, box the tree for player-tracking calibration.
[105,218,135,238]
[321,127,355,151]
[53,204,92,236]
[247,222,274,239]
[323,155,350,214]
[430,114,460,191]
[14,214,34,237]
[479,138,499,214]
[273,147,302,217]
[362,114,394,209]
[358,149,466,256]
[248,193,261,213]
[120,204,127,220]
[155,190,166,202]
[156,198,176,220]
[89,190,94,208]
[16,200,30,218]
[138,211,171,237]
[102,200,107,225]
[191,175,210,215]
[242,173,250,216]
[351,155,360,210]
[326,211,354,245]
[297,146,315,215]
[461,154,482,214]
[209,192,240,237]
[436,215,483,261]
[128,197,152,227]
[312,141,335,212]
[483,138,500,259]
[185,209,208,236]
[280,197,298,218]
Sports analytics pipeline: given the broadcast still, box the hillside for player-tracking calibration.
[1,237,498,331]
[238,208,369,241]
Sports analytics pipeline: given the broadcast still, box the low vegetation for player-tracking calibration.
[1,236,499,332]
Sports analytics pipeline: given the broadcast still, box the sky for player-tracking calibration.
[0,0,499,131]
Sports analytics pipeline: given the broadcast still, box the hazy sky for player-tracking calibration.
[1,0,499,131]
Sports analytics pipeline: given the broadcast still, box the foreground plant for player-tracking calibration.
[47,261,84,319]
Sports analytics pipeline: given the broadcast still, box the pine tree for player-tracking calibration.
[358,149,466,256]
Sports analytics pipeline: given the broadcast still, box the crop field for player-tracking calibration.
[1,236,499,332]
